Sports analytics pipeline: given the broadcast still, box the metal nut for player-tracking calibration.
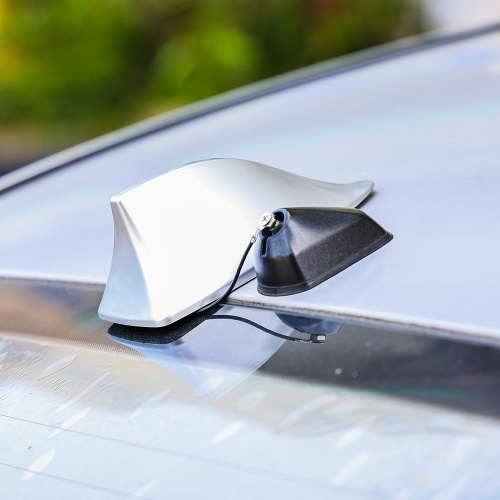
[259,212,273,228]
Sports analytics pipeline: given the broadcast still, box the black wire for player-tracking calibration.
[197,237,321,344]
[206,315,314,343]
[198,239,254,313]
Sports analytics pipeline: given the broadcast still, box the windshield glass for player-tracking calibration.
[1,280,500,498]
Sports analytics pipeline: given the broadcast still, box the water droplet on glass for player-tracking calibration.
[129,389,171,420]
[57,372,108,412]
[235,390,267,412]
[38,354,78,379]
[48,407,91,439]
[197,376,225,397]
[211,421,244,445]
[22,449,56,481]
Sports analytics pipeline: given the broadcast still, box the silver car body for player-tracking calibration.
[1,25,500,499]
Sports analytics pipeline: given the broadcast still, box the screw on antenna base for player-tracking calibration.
[258,212,274,229]
[258,211,282,234]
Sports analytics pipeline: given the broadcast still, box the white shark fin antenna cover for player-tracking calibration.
[98,158,373,327]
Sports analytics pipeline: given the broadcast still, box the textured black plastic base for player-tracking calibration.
[255,208,392,297]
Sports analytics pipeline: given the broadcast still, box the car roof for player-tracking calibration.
[1,27,500,344]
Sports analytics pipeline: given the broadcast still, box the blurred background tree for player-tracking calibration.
[0,0,424,172]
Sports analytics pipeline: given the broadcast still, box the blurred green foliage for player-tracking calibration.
[0,0,423,158]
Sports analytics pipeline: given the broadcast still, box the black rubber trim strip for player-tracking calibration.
[1,22,500,196]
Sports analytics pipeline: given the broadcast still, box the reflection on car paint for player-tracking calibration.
[109,306,343,399]
[110,306,288,399]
